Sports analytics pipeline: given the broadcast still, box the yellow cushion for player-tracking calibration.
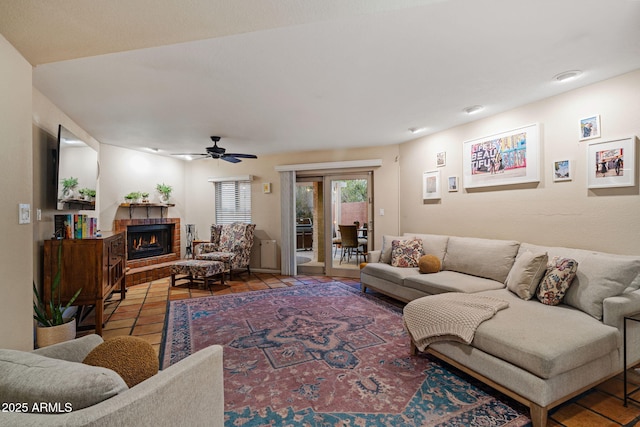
[359,262,368,269]
[83,336,158,388]
[418,254,441,274]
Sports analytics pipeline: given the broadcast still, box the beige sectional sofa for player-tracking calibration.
[0,335,224,427]
[360,233,640,427]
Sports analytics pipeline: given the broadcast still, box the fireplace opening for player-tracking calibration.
[127,224,173,260]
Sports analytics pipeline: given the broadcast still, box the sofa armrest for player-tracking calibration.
[604,291,640,368]
[31,334,104,363]
[367,250,381,263]
[603,290,640,330]
[5,345,224,427]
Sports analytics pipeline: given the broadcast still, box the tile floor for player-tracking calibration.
[82,272,640,427]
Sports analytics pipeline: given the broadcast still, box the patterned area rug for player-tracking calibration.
[162,282,530,426]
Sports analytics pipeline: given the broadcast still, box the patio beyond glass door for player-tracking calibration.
[326,173,372,278]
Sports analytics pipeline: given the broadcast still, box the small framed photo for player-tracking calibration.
[579,115,601,141]
[447,176,459,192]
[587,136,636,189]
[553,160,572,182]
[436,152,446,167]
[422,170,441,200]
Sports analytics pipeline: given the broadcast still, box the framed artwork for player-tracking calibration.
[579,115,601,141]
[422,170,441,200]
[437,152,446,167]
[587,136,636,189]
[462,123,540,189]
[553,160,572,182]
[447,176,459,192]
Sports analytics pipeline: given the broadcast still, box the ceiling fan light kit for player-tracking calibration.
[172,136,257,163]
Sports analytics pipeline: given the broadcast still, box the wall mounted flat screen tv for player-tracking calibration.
[56,124,98,210]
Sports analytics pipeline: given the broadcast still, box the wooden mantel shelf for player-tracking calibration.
[119,202,175,219]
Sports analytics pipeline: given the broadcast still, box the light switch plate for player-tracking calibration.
[19,203,31,224]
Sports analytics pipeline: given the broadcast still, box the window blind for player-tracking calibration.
[214,180,252,224]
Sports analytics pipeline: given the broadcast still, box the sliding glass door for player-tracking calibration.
[325,173,372,278]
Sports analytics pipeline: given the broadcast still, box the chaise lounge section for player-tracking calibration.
[361,233,640,427]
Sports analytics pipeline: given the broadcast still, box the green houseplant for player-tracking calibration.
[124,191,142,203]
[60,176,79,199]
[156,183,172,203]
[33,244,81,346]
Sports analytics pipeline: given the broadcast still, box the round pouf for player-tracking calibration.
[418,254,441,274]
[83,336,159,387]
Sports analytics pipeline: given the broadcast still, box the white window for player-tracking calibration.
[214,179,252,224]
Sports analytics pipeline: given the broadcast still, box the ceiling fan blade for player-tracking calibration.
[224,153,258,159]
[221,156,242,163]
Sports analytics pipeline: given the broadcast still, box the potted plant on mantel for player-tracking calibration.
[156,183,172,203]
[33,244,82,347]
[60,176,79,200]
[124,191,141,204]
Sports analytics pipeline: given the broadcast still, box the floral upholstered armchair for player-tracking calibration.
[194,222,256,278]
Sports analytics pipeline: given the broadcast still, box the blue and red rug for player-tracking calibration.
[162,282,530,426]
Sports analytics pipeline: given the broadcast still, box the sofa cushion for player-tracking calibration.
[391,238,423,267]
[506,251,548,300]
[0,349,128,411]
[520,243,640,319]
[404,271,506,295]
[418,254,441,273]
[83,336,159,388]
[537,257,578,306]
[406,233,449,265]
[360,262,421,285]
[471,289,619,379]
[380,235,408,264]
[443,236,520,283]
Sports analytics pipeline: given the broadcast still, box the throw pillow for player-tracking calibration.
[505,251,548,300]
[418,254,441,273]
[83,336,159,388]
[537,257,578,306]
[0,349,127,412]
[391,238,423,268]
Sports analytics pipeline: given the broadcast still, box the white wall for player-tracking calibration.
[0,35,34,350]
[400,70,640,255]
[98,144,186,233]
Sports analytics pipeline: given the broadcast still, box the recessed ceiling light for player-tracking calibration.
[409,127,427,134]
[554,70,582,82]
[463,105,484,115]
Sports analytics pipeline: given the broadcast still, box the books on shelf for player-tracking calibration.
[54,214,98,239]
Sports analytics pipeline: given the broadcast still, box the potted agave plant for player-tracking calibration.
[33,244,81,347]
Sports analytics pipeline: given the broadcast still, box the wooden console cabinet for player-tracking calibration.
[43,232,125,335]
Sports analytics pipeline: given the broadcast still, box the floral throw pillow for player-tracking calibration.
[391,239,423,268]
[537,256,578,306]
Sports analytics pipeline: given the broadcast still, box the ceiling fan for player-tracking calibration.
[173,136,258,163]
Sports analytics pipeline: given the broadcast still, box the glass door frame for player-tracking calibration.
[324,172,373,278]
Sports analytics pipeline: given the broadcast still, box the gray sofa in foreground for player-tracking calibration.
[361,233,640,427]
[0,335,224,427]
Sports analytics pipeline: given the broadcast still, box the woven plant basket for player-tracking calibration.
[36,318,76,348]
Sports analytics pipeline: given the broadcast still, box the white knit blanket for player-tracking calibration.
[403,293,509,352]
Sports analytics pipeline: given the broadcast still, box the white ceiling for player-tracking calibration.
[3,0,640,159]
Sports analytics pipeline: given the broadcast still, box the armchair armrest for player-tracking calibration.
[193,241,216,257]
[31,334,104,363]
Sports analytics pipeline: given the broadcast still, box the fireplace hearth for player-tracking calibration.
[113,218,181,286]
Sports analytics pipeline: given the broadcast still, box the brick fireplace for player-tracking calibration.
[113,218,181,286]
